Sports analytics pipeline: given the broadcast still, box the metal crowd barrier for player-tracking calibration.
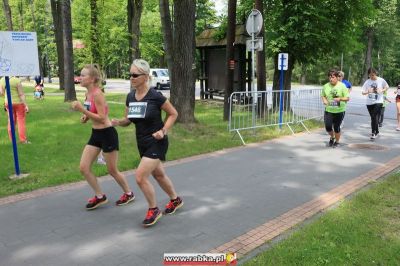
[229,88,324,144]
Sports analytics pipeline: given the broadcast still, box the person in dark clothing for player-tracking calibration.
[361,68,389,140]
[34,75,44,98]
[112,59,183,227]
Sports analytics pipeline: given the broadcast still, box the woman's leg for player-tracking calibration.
[333,112,345,143]
[152,162,178,200]
[5,105,15,141]
[396,101,400,128]
[102,150,131,193]
[80,145,102,195]
[136,157,160,208]
[366,104,374,133]
[14,104,27,142]
[371,104,382,134]
[379,106,385,126]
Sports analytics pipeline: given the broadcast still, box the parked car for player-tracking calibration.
[150,68,170,90]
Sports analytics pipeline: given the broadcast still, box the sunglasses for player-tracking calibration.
[129,73,145,78]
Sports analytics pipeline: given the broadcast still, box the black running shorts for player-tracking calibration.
[137,136,168,161]
[87,127,119,152]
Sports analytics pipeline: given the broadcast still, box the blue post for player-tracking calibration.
[5,76,21,176]
[278,55,284,129]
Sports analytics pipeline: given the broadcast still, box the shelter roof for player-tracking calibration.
[196,24,249,48]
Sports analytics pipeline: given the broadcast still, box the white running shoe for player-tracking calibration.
[97,157,106,165]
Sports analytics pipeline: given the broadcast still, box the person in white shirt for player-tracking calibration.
[361,68,389,139]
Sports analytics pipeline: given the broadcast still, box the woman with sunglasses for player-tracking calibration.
[71,64,135,210]
[112,59,183,227]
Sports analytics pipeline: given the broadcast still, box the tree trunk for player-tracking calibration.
[17,0,24,30]
[223,0,237,121]
[29,0,44,76]
[127,0,143,61]
[61,0,76,101]
[299,64,306,84]
[50,0,65,90]
[170,0,196,123]
[90,0,101,66]
[159,0,174,84]
[361,28,374,84]
[2,0,13,30]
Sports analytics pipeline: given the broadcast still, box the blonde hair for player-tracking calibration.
[131,59,150,75]
[83,64,102,85]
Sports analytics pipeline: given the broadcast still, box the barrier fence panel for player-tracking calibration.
[229,88,324,144]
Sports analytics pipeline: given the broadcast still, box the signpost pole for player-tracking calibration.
[279,54,285,129]
[246,9,263,130]
[0,31,40,179]
[5,76,21,175]
[251,14,256,129]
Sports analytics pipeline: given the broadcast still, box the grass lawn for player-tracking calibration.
[0,86,321,198]
[243,173,400,266]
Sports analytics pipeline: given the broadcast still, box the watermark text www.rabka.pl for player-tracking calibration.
[163,253,237,265]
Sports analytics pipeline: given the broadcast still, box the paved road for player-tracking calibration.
[0,111,399,265]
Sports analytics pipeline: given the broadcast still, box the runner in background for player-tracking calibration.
[321,69,350,148]
[378,90,391,128]
[338,71,352,128]
[361,68,389,140]
[395,82,400,131]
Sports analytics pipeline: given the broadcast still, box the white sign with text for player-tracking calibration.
[277,53,288,71]
[0,31,40,76]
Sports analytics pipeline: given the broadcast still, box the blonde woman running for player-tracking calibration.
[112,59,183,227]
[71,64,135,210]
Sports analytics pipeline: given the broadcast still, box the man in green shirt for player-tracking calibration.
[321,69,350,147]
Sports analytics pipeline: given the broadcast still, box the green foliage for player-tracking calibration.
[71,0,130,76]
[1,0,400,85]
[139,7,164,68]
[267,0,370,64]
[196,0,218,34]
[212,19,227,42]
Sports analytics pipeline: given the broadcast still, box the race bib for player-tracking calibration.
[368,93,378,100]
[127,102,147,118]
[329,100,339,107]
[84,101,91,111]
